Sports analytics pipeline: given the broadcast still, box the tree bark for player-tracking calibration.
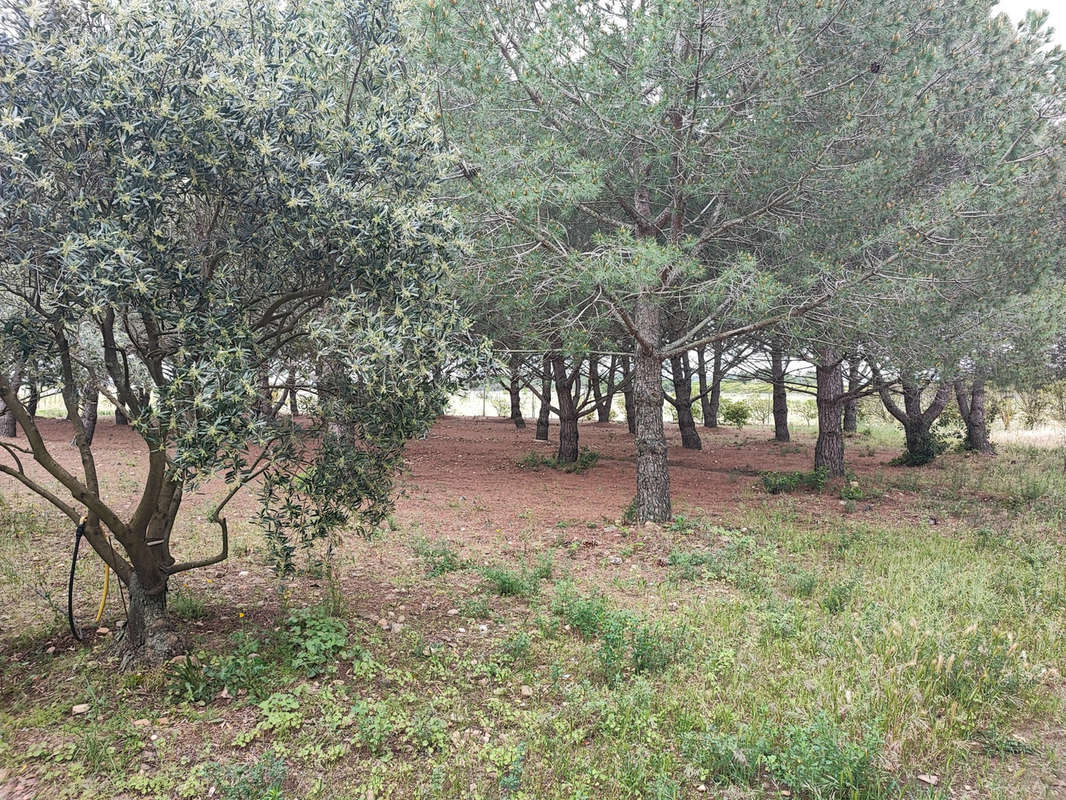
[535,355,551,441]
[508,356,525,429]
[670,352,701,449]
[954,378,994,454]
[621,356,636,434]
[590,355,617,424]
[814,352,845,477]
[551,355,579,463]
[770,343,789,442]
[633,296,671,521]
[115,407,129,425]
[703,343,722,428]
[843,360,860,434]
[878,377,950,465]
[125,572,183,664]
[287,372,299,417]
[0,372,19,437]
[80,384,99,447]
[25,382,39,418]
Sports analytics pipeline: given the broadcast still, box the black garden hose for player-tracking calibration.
[67,519,86,641]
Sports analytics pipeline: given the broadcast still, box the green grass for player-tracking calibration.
[2,447,1065,798]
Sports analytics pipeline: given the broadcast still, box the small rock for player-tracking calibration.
[378,618,389,630]
[917,774,939,786]
[390,622,403,633]
[447,608,459,616]
[520,685,533,698]
[132,718,149,727]
[96,626,110,635]
[608,556,622,565]
[46,646,56,654]
[72,703,90,715]
[696,785,706,793]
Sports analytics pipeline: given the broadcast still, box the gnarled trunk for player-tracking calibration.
[879,377,950,465]
[814,352,845,477]
[633,296,670,521]
[535,355,551,442]
[955,378,994,454]
[770,343,789,442]
[590,355,618,424]
[125,572,183,664]
[551,354,579,463]
[843,360,860,434]
[670,352,701,449]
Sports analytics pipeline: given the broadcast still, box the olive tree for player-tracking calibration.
[0,0,472,660]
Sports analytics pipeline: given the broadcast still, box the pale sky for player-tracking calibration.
[996,0,1066,43]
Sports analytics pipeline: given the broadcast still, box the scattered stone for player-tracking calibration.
[696,785,706,793]
[71,704,90,715]
[447,608,459,616]
[238,570,249,577]
[45,646,55,654]
[378,618,389,630]
[608,556,622,565]
[519,685,533,698]
[390,622,404,634]
[132,719,150,727]
[96,627,110,635]
[917,774,939,787]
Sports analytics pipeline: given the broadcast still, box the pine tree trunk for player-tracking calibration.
[621,357,636,434]
[0,373,19,437]
[508,357,525,429]
[814,353,845,477]
[770,343,789,442]
[115,407,129,425]
[80,385,99,446]
[551,355,579,463]
[670,353,701,450]
[706,343,722,428]
[535,355,551,441]
[697,347,712,427]
[843,360,859,434]
[955,379,994,454]
[633,297,670,521]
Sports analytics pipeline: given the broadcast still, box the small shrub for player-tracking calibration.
[721,399,751,429]
[839,481,863,501]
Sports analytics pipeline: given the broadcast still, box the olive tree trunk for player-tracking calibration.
[80,383,99,447]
